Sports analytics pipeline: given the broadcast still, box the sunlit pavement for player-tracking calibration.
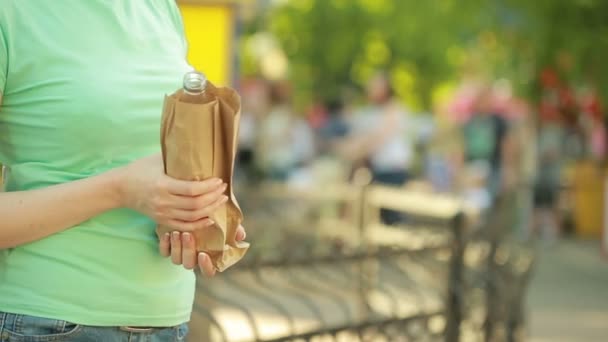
[528,239,608,342]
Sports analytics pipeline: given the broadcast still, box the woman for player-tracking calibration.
[0,1,245,341]
[335,72,413,224]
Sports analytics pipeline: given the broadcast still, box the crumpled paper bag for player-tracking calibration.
[159,80,249,272]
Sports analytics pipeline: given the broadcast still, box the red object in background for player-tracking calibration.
[580,88,603,120]
[590,123,607,160]
[559,86,579,126]
[537,67,571,123]
[540,67,560,89]
[539,89,561,122]
[306,102,329,130]
[559,87,576,109]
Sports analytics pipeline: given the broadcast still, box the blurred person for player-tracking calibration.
[317,98,351,155]
[0,2,246,341]
[356,72,414,183]
[257,81,315,181]
[287,117,316,186]
[306,99,329,132]
[501,92,540,238]
[318,87,362,162]
[587,116,606,162]
[256,81,294,180]
[506,101,538,240]
[236,77,270,182]
[461,85,509,201]
[534,116,566,242]
[335,72,415,224]
[236,109,257,182]
[424,122,460,194]
[462,161,493,211]
[579,84,605,161]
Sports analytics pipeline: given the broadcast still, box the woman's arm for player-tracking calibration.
[0,168,121,248]
[0,94,227,249]
[0,155,227,249]
[0,94,233,275]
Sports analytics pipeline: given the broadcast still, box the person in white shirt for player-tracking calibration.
[335,72,414,224]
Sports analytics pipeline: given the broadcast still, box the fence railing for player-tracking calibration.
[187,176,535,342]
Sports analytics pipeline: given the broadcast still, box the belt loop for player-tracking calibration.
[13,314,22,334]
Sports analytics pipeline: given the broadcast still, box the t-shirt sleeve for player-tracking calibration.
[0,25,7,95]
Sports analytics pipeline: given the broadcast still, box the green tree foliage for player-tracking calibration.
[242,0,608,111]
[506,0,608,100]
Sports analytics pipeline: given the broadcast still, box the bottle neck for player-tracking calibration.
[183,71,207,95]
[184,88,204,96]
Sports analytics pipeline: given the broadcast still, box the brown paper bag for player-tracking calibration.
[159,80,249,272]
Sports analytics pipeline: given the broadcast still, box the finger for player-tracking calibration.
[197,195,228,217]
[236,225,246,241]
[183,194,229,222]
[166,177,223,197]
[198,253,216,277]
[159,232,171,257]
[166,217,215,232]
[168,208,210,222]
[170,231,182,265]
[181,233,197,270]
[170,183,227,212]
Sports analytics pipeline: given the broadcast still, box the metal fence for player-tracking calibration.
[187,177,535,342]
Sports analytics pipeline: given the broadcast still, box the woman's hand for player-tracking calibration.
[158,225,247,276]
[116,154,228,231]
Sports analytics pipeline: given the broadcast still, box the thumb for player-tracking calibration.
[235,225,246,241]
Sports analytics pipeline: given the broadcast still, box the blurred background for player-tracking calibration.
[177,1,608,341]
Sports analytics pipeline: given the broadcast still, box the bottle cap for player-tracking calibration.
[183,71,207,94]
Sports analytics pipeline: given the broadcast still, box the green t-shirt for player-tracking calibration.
[0,1,195,326]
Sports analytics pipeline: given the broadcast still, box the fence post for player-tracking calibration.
[354,168,373,322]
[484,224,501,342]
[484,190,519,342]
[445,211,465,342]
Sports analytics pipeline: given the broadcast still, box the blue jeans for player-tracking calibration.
[372,169,410,225]
[0,312,188,342]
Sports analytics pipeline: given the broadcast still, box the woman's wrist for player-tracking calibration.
[101,166,127,210]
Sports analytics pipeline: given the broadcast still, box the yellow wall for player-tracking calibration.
[178,3,235,85]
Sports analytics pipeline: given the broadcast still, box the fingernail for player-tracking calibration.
[214,178,222,185]
[183,232,191,242]
[221,184,228,191]
[198,252,206,262]
[206,219,215,227]
[222,195,228,201]
[164,233,170,241]
[172,231,180,241]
